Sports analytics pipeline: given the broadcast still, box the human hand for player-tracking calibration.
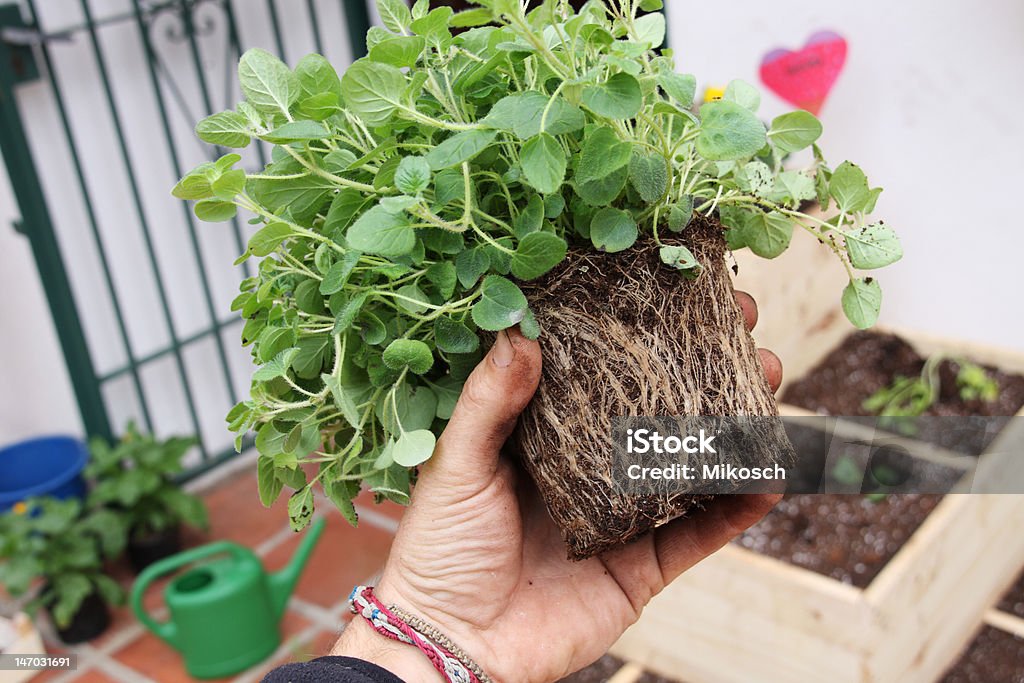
[333,292,783,683]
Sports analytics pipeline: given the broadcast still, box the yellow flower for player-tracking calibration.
[12,501,28,515]
[703,85,725,102]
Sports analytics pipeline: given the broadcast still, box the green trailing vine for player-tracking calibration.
[174,0,903,530]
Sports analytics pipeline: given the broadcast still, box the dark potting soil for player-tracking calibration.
[781,331,1024,454]
[998,567,1024,619]
[557,655,684,683]
[737,493,942,587]
[940,626,1024,683]
[738,332,1024,588]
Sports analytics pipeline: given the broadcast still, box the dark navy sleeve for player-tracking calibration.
[262,656,407,683]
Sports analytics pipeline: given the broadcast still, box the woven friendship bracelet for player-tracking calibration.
[348,585,494,683]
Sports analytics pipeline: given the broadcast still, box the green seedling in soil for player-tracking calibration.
[863,355,998,419]
[175,0,903,531]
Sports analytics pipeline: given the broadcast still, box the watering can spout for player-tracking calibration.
[268,517,326,618]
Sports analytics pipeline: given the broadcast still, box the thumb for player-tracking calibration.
[425,327,542,484]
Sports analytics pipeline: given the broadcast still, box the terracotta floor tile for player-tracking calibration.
[112,609,309,683]
[27,667,110,683]
[88,603,138,651]
[67,668,120,683]
[262,510,394,609]
[200,474,287,548]
[246,625,344,681]
[28,666,67,683]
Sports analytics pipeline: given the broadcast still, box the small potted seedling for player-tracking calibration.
[0,498,125,643]
[86,424,208,572]
[174,0,901,558]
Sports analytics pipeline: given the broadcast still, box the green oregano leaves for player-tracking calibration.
[178,0,902,530]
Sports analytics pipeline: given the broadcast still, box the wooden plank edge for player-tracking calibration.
[983,608,1024,640]
[608,661,645,683]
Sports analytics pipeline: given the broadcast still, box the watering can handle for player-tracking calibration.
[131,541,247,646]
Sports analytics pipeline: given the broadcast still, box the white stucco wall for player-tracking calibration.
[666,0,1024,347]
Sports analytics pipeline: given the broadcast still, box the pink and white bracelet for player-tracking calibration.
[348,585,493,683]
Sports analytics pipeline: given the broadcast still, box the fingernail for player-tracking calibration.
[492,330,514,368]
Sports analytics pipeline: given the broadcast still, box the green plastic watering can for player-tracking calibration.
[131,518,325,679]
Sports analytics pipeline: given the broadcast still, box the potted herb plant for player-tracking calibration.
[174,0,901,558]
[0,498,125,643]
[86,424,208,572]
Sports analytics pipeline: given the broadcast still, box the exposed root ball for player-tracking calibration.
[515,216,793,560]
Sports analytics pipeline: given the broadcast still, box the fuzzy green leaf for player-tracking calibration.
[347,205,416,257]
[383,339,434,374]
[257,455,284,507]
[294,54,341,100]
[582,73,643,119]
[456,248,491,288]
[434,317,480,353]
[658,72,696,108]
[513,195,545,239]
[520,133,566,194]
[742,211,793,259]
[253,348,300,382]
[333,292,370,334]
[576,166,629,206]
[484,91,585,139]
[322,374,363,429]
[238,48,298,116]
[320,251,361,295]
[341,60,406,127]
[246,167,333,221]
[424,261,457,299]
[426,129,498,170]
[629,149,669,204]
[172,171,213,200]
[723,79,760,112]
[195,111,251,148]
[471,275,528,330]
[211,170,246,200]
[633,12,666,47]
[696,100,767,160]
[577,126,632,185]
[842,278,883,329]
[830,161,871,212]
[427,376,463,419]
[659,245,702,278]
[845,222,903,269]
[194,199,237,222]
[378,0,413,33]
[590,207,638,253]
[287,488,314,532]
[769,110,822,153]
[395,156,432,195]
[511,231,567,280]
[392,429,436,467]
[369,35,426,68]
[249,222,292,257]
[261,120,330,144]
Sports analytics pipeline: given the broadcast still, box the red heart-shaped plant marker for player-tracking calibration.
[760,31,848,115]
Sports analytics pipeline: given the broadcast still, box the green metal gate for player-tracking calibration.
[0,0,371,476]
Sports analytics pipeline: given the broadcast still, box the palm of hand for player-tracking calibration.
[374,294,781,683]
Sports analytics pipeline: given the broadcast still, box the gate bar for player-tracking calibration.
[0,9,113,442]
[75,0,208,456]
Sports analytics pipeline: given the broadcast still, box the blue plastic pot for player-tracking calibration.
[0,436,89,512]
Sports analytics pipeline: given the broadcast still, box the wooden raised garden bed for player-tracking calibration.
[607,237,1024,683]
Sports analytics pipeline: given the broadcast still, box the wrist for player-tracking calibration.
[331,615,443,682]
[374,576,496,674]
